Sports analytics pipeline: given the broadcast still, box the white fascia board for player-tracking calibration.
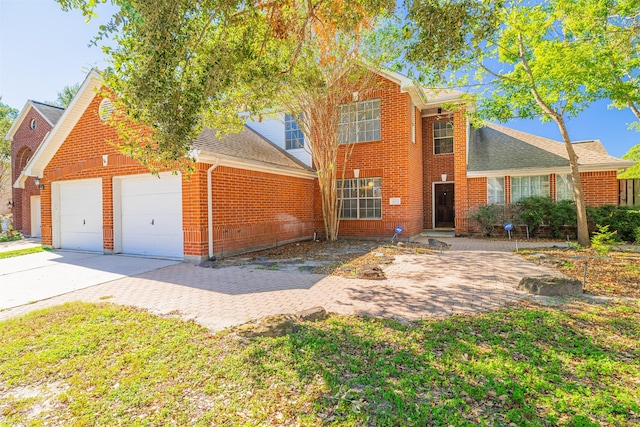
[23,70,101,178]
[12,171,27,189]
[4,101,34,141]
[197,152,316,179]
[467,163,636,178]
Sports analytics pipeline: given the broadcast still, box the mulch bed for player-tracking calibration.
[520,248,640,298]
[224,239,441,276]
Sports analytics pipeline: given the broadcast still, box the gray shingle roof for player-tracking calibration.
[30,101,65,126]
[468,122,633,172]
[193,126,313,172]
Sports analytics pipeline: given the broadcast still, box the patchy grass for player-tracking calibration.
[0,246,43,259]
[1,301,639,426]
[519,247,640,298]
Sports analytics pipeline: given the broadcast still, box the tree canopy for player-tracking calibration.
[404,0,640,246]
[0,98,18,160]
[56,0,395,168]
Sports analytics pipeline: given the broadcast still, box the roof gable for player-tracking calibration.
[21,70,102,180]
[30,102,65,127]
[372,67,466,110]
[5,100,64,141]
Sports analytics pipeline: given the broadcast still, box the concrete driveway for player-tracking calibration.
[0,238,560,330]
[0,251,179,310]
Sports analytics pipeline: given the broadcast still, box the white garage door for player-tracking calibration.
[59,179,103,252]
[120,174,183,258]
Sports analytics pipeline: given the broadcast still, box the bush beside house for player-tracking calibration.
[470,197,640,243]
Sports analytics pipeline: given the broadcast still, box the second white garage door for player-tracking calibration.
[118,174,183,258]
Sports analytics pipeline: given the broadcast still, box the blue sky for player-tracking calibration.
[1,0,638,158]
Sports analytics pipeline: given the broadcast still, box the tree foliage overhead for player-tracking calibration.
[56,0,394,168]
[619,144,640,178]
[404,0,640,246]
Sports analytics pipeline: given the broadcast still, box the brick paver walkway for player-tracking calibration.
[0,238,559,330]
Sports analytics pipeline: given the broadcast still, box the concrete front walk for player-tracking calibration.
[0,238,559,330]
[0,251,179,309]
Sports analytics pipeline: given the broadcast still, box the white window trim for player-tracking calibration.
[556,173,575,201]
[510,175,550,203]
[411,103,416,144]
[284,113,304,150]
[338,177,382,220]
[433,120,454,155]
[487,177,505,205]
[339,98,381,144]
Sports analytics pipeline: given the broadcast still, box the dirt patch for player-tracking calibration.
[0,380,69,422]
[207,240,442,277]
[520,248,640,298]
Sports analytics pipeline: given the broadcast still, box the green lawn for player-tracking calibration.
[1,301,639,426]
[0,246,43,259]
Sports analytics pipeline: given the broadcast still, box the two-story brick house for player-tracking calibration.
[14,68,633,261]
[6,101,65,236]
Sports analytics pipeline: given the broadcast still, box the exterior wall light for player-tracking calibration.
[441,174,447,182]
[34,177,45,190]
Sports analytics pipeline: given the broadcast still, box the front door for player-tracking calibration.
[434,183,455,228]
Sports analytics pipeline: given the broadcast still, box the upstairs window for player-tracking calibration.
[284,113,304,150]
[433,121,453,154]
[338,177,382,219]
[556,173,574,201]
[511,175,550,203]
[487,177,505,204]
[339,99,381,144]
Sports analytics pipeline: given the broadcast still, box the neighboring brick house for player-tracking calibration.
[14,68,634,261]
[6,101,64,236]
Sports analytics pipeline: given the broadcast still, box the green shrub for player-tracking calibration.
[469,204,520,236]
[0,227,22,243]
[516,196,577,237]
[469,204,501,236]
[587,205,640,242]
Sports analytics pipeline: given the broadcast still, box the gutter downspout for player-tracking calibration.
[207,159,220,259]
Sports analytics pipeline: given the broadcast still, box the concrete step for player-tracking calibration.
[420,229,455,238]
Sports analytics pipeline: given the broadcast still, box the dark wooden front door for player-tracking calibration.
[434,183,455,228]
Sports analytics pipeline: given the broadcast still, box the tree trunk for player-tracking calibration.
[318,167,340,241]
[552,116,590,247]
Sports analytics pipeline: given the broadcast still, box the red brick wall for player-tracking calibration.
[10,106,52,234]
[331,75,424,239]
[422,115,455,229]
[41,93,313,260]
[422,110,467,232]
[41,94,167,251]
[579,171,619,206]
[210,166,314,256]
